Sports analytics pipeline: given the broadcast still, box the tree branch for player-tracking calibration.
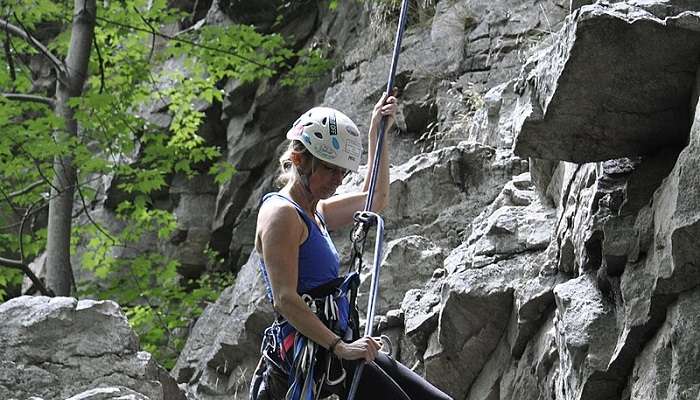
[0,256,24,269]
[0,201,48,231]
[10,139,62,194]
[8,180,45,199]
[92,34,105,94]
[3,36,16,83]
[0,17,67,79]
[19,197,46,265]
[1,93,55,107]
[0,256,53,296]
[75,175,118,245]
[133,7,156,63]
[0,185,21,216]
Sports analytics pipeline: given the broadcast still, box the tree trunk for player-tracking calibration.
[45,0,96,296]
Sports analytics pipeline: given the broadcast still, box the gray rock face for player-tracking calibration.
[554,274,619,399]
[497,3,700,400]
[421,172,556,399]
[171,252,273,400]
[428,263,517,398]
[0,296,184,400]
[497,315,559,400]
[610,88,700,400]
[383,142,527,247]
[513,2,700,162]
[357,235,445,316]
[628,287,700,400]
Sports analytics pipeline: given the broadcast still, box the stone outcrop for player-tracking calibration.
[171,252,274,400]
[64,387,150,400]
[513,2,700,162]
[421,172,556,399]
[0,296,184,400]
[628,287,700,400]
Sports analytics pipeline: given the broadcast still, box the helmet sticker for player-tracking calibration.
[291,123,304,138]
[302,132,311,144]
[315,143,338,159]
[329,113,337,136]
[345,140,361,158]
[332,137,340,150]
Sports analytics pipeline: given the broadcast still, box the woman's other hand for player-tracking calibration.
[333,336,383,363]
[370,91,399,131]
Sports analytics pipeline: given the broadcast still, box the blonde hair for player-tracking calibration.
[276,140,310,187]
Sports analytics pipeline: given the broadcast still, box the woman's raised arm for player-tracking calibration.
[318,94,398,230]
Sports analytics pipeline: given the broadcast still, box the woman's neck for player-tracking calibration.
[284,180,318,216]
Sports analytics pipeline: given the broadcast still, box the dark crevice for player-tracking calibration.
[482,245,551,264]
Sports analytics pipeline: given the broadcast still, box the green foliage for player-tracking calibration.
[76,198,233,368]
[0,268,23,301]
[120,269,233,369]
[3,0,63,31]
[0,0,332,367]
[209,161,237,186]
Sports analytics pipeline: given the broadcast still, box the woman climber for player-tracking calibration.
[249,93,453,400]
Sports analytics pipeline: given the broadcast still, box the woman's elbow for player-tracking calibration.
[371,193,390,212]
[273,291,297,315]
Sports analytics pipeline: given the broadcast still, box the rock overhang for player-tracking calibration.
[513,3,700,163]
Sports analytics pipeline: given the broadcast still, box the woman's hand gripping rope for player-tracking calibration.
[333,335,384,363]
[370,89,399,130]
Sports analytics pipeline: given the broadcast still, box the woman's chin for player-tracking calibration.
[320,188,337,199]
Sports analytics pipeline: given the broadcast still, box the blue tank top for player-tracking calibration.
[259,192,340,294]
[258,192,350,334]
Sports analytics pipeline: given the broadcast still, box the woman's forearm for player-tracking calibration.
[363,119,391,210]
[276,292,339,349]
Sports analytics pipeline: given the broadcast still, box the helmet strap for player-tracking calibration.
[299,172,312,193]
[295,160,315,199]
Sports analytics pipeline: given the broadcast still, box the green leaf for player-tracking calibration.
[209,161,236,185]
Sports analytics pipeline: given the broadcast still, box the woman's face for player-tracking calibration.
[306,158,348,199]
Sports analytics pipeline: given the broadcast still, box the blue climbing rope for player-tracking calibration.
[348,1,410,399]
[364,0,411,212]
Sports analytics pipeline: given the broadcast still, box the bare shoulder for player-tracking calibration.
[258,198,297,223]
[257,199,306,246]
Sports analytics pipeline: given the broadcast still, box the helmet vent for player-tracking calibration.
[314,132,324,139]
[322,117,327,125]
[303,122,313,127]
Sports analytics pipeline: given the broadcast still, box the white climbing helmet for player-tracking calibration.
[286,107,363,172]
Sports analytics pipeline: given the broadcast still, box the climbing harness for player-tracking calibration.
[254,257,360,400]
[346,1,410,399]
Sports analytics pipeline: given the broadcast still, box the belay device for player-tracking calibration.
[346,1,410,399]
